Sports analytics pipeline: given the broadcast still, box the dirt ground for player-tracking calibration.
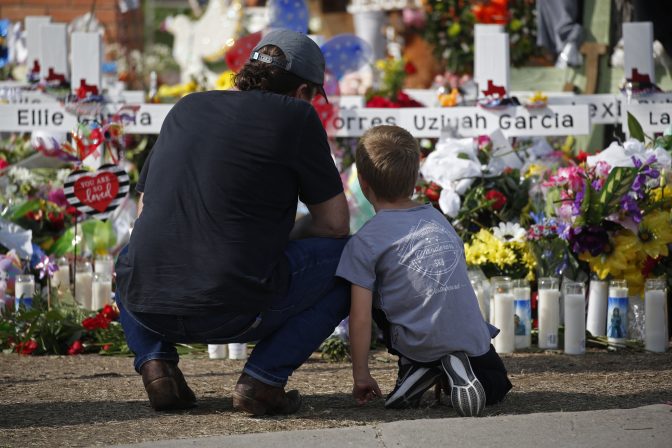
[1,347,671,447]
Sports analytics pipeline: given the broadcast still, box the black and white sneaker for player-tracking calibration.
[440,352,486,417]
[385,360,442,409]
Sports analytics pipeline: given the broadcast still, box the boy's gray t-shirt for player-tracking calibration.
[336,204,496,362]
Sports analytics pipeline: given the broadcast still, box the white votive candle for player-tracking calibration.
[53,263,70,292]
[494,292,515,354]
[471,281,488,321]
[513,284,531,350]
[14,275,35,310]
[564,293,586,355]
[94,255,114,278]
[91,274,112,310]
[228,343,247,360]
[586,280,608,337]
[645,282,668,353]
[607,282,629,345]
[208,344,229,359]
[75,262,93,310]
[538,289,560,349]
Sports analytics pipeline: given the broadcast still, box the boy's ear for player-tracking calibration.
[357,172,369,192]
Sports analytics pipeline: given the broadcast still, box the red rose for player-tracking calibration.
[396,91,424,107]
[82,317,97,330]
[102,344,111,351]
[576,151,589,163]
[404,61,418,75]
[25,210,43,221]
[100,304,119,320]
[16,339,39,355]
[47,211,65,229]
[0,159,9,170]
[66,206,81,217]
[67,340,84,355]
[484,190,507,211]
[425,188,440,202]
[96,315,111,329]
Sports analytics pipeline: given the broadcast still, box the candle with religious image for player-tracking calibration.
[492,278,514,353]
[538,277,560,349]
[91,273,112,310]
[75,261,94,310]
[607,280,629,346]
[14,274,35,310]
[563,281,586,355]
[512,279,531,350]
[645,278,668,353]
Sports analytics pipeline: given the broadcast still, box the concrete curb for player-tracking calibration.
[113,404,672,448]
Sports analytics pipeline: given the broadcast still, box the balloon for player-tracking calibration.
[321,34,373,80]
[267,0,309,33]
[225,31,263,73]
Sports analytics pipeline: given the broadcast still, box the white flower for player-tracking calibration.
[56,169,71,186]
[492,222,526,243]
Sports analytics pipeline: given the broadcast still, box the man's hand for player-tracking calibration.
[352,374,382,405]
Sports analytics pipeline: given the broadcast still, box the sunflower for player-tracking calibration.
[579,232,642,280]
[619,211,672,259]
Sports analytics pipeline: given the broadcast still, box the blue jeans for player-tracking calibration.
[117,237,350,387]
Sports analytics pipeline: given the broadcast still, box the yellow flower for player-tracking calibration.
[642,211,672,257]
[621,211,672,259]
[215,71,235,90]
[524,163,547,179]
[464,229,536,279]
[650,186,672,202]
[622,265,645,296]
[579,232,642,279]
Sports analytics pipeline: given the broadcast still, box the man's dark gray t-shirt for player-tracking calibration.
[116,90,343,316]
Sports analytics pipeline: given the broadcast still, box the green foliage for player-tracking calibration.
[453,169,530,241]
[423,0,539,73]
[318,336,350,363]
[627,112,646,143]
[0,291,129,356]
[51,220,117,257]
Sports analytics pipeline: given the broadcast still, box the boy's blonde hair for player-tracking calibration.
[355,125,420,202]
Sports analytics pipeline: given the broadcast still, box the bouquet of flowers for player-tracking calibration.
[365,58,424,108]
[0,167,80,252]
[0,292,128,356]
[464,222,536,279]
[541,119,672,294]
[423,0,539,74]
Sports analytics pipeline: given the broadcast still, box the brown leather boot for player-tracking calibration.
[232,372,302,416]
[140,359,197,411]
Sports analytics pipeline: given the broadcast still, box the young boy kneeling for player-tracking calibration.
[336,125,512,417]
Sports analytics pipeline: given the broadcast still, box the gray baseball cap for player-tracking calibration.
[250,29,328,102]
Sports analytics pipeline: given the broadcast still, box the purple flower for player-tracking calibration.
[35,255,59,280]
[47,188,68,207]
[620,195,642,223]
[568,226,610,256]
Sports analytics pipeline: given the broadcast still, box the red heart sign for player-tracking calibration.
[74,172,120,213]
[64,164,130,220]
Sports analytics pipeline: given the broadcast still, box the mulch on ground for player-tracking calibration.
[1,348,671,447]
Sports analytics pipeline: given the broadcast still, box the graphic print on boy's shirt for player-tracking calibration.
[396,219,463,288]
